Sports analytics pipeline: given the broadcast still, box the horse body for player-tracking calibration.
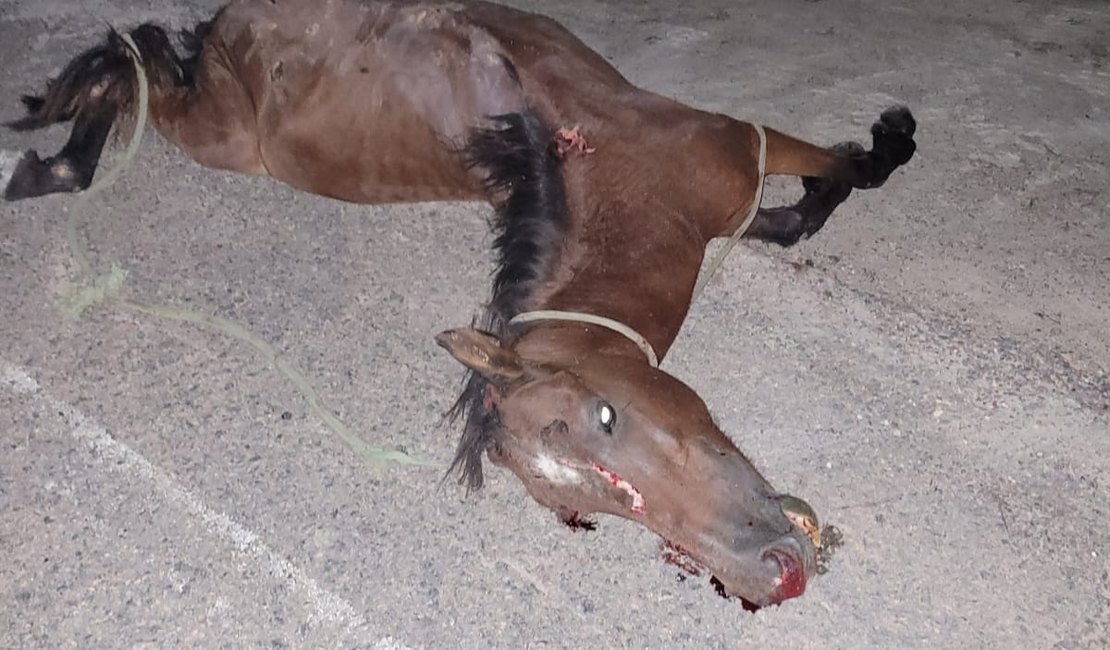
[180,0,756,354]
[3,0,917,608]
[163,1,657,193]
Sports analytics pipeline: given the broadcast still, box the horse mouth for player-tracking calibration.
[590,462,646,514]
[705,547,807,612]
[535,454,814,608]
[665,540,807,611]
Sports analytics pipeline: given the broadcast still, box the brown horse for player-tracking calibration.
[2,0,916,609]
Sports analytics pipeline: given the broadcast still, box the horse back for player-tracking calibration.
[198,0,683,204]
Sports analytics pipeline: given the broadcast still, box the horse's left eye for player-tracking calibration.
[598,402,616,434]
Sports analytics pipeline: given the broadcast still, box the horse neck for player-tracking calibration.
[505,110,764,365]
[518,181,714,362]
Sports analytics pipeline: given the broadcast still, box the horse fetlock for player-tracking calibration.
[89,76,114,99]
[50,159,77,181]
[807,175,852,200]
[830,140,866,157]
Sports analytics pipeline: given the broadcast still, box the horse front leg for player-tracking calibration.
[740,107,916,246]
[763,106,917,188]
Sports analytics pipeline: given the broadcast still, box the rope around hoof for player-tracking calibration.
[58,33,434,469]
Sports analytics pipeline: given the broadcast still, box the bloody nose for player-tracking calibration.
[763,544,808,603]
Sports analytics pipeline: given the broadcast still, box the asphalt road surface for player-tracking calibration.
[2,0,1107,648]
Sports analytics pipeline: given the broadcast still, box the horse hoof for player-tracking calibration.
[876,105,917,138]
[1,149,90,201]
[870,106,917,169]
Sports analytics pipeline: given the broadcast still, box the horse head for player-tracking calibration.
[438,327,820,608]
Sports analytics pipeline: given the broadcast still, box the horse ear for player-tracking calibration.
[435,328,526,386]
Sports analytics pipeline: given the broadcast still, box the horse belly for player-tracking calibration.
[257,76,482,204]
[219,0,527,204]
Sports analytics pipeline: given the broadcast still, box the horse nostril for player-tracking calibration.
[762,546,807,602]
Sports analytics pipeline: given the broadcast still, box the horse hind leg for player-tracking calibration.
[3,36,132,201]
[3,98,119,201]
[3,20,262,202]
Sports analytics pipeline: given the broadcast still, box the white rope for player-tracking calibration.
[83,32,149,196]
[508,310,659,368]
[691,123,767,301]
[60,31,431,468]
[66,31,150,276]
[507,124,767,368]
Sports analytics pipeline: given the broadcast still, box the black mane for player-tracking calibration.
[447,110,568,491]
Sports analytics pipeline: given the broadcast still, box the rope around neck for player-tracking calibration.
[508,310,660,367]
[507,123,767,369]
[92,45,754,378]
[692,122,767,301]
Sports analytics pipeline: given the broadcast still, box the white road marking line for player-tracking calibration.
[1,360,411,648]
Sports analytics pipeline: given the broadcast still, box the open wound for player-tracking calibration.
[554,125,596,157]
[591,462,645,514]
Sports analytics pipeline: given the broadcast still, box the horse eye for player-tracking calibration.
[598,402,616,434]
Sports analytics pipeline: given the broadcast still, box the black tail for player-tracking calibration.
[446,110,568,492]
[178,16,217,85]
[7,33,132,132]
[7,23,200,132]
